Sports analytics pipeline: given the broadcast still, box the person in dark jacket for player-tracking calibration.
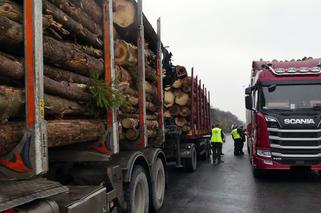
[231,125,244,155]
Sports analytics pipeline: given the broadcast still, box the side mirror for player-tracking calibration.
[245,95,253,110]
[245,87,252,95]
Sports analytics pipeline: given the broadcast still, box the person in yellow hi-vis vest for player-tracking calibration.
[211,124,225,163]
[231,125,245,156]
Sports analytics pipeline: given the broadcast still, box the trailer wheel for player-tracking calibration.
[125,166,149,213]
[151,158,166,211]
[185,147,197,172]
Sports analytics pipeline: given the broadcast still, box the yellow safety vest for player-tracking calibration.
[232,128,241,140]
[211,128,223,143]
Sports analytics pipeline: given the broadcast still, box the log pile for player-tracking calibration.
[164,65,193,134]
[0,0,160,156]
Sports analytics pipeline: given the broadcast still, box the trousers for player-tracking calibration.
[212,142,222,162]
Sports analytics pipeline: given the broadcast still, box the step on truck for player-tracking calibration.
[245,58,321,177]
[0,0,212,212]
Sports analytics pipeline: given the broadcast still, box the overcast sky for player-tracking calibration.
[143,0,321,121]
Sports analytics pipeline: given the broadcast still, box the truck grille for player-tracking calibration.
[268,128,321,165]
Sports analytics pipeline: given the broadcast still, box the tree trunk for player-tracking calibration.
[0,119,105,156]
[0,51,23,79]
[118,113,157,120]
[175,117,187,127]
[169,105,180,116]
[115,39,137,66]
[48,0,102,36]
[175,91,189,106]
[115,65,132,83]
[43,0,102,48]
[176,65,187,79]
[124,95,157,112]
[0,121,24,156]
[125,128,139,141]
[0,16,23,50]
[47,119,105,147]
[112,0,159,54]
[0,18,104,76]
[0,0,23,23]
[44,76,90,102]
[69,0,102,24]
[121,118,158,129]
[44,65,90,84]
[164,91,174,108]
[43,36,104,77]
[64,42,103,59]
[0,86,90,122]
[172,79,182,89]
[164,110,171,118]
[0,0,68,35]
[179,107,191,117]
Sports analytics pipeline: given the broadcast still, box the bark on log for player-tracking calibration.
[0,51,23,79]
[0,86,90,122]
[43,0,102,48]
[164,91,174,108]
[69,0,102,24]
[118,113,157,120]
[175,91,189,106]
[0,0,22,23]
[43,36,104,76]
[0,121,24,156]
[176,65,187,79]
[124,65,157,85]
[0,0,69,37]
[44,65,90,84]
[0,16,23,50]
[0,120,105,156]
[48,0,102,36]
[64,42,103,59]
[44,76,90,102]
[0,18,104,76]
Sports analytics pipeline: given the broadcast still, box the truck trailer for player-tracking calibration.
[245,58,321,177]
[0,0,211,212]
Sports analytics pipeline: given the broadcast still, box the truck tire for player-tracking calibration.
[185,147,197,172]
[151,158,166,211]
[125,166,149,213]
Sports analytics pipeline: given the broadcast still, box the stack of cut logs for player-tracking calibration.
[0,0,160,157]
[164,65,192,134]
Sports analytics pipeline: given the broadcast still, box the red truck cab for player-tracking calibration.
[245,58,321,176]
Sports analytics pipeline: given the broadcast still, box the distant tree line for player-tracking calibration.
[210,108,244,132]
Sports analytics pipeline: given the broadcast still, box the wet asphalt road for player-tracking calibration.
[159,135,321,213]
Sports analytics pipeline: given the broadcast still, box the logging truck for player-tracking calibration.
[0,0,211,212]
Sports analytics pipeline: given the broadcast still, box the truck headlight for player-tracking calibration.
[257,149,272,158]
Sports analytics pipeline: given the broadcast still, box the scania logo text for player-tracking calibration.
[284,118,315,125]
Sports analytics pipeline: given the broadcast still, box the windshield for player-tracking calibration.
[260,84,321,111]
